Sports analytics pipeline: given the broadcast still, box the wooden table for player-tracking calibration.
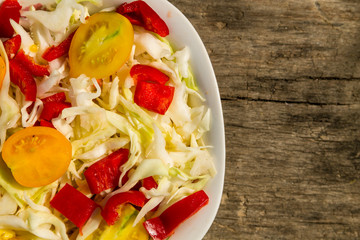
[168,0,360,239]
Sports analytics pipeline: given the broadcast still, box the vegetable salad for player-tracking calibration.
[0,0,216,239]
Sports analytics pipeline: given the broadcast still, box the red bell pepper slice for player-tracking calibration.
[42,32,75,61]
[101,191,146,225]
[3,34,21,59]
[84,149,129,194]
[134,80,174,115]
[14,50,50,77]
[8,48,50,100]
[0,0,22,38]
[38,92,69,126]
[9,59,37,101]
[142,176,158,190]
[41,92,67,103]
[143,190,209,240]
[120,170,142,190]
[117,1,169,37]
[130,64,169,85]
[142,176,159,211]
[39,119,55,128]
[40,101,71,121]
[50,183,99,232]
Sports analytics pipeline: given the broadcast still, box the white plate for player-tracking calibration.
[18,0,226,238]
[136,1,226,239]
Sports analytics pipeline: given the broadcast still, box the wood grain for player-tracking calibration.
[168,0,360,239]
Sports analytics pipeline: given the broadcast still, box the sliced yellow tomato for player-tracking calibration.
[0,229,16,240]
[1,127,72,188]
[86,204,149,240]
[69,12,134,79]
[0,55,5,89]
[0,229,44,240]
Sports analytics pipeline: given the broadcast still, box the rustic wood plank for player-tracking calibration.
[169,0,360,239]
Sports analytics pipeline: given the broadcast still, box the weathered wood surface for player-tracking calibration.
[168,0,360,239]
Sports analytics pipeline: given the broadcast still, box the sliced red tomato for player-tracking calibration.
[1,127,72,187]
[69,12,133,79]
[0,0,22,38]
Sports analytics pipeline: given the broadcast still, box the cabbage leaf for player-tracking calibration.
[0,42,20,152]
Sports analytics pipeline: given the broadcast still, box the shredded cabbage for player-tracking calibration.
[0,157,57,209]
[10,19,36,57]
[146,124,173,166]
[115,158,169,194]
[76,137,129,160]
[133,177,172,226]
[134,29,172,60]
[23,0,88,34]
[0,43,20,152]
[0,1,216,239]
[36,69,65,98]
[116,94,155,147]
[75,208,102,240]
[18,0,56,9]
[0,187,17,215]
[21,99,43,127]
[105,110,143,184]
[166,82,191,126]
[173,46,190,78]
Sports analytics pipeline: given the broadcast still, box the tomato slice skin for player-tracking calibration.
[69,12,134,79]
[1,127,72,187]
[0,56,5,90]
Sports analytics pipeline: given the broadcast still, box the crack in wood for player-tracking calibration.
[167,0,360,239]
[221,96,352,106]
[254,76,360,82]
